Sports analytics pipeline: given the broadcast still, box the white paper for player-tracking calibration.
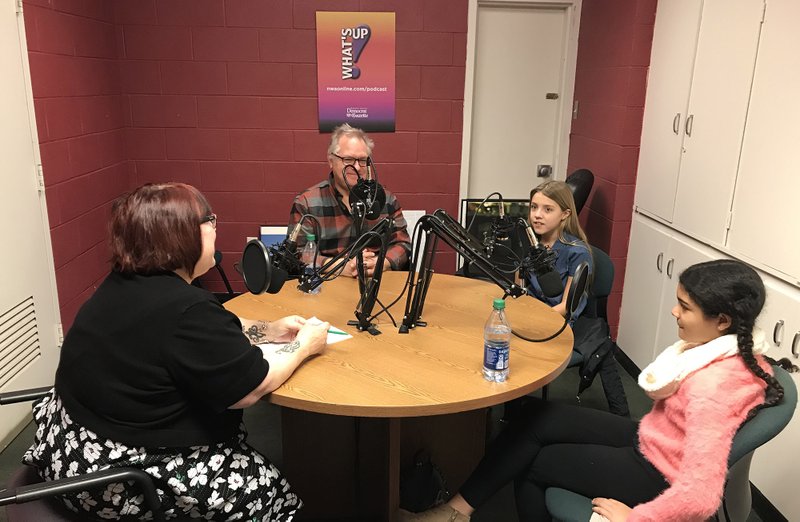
[257,316,352,356]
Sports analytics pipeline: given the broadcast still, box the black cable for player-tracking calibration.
[465,192,503,236]
[510,299,570,343]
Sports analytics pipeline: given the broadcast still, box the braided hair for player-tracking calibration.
[679,259,795,421]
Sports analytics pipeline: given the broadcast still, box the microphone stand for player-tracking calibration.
[399,209,527,334]
[298,217,392,335]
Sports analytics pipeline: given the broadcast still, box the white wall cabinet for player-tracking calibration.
[727,0,800,283]
[617,216,719,369]
[636,0,764,247]
[621,1,800,518]
[748,277,800,522]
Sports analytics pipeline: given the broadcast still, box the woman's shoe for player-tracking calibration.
[398,504,471,521]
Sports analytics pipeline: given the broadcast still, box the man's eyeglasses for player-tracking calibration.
[332,153,369,167]
[201,213,217,229]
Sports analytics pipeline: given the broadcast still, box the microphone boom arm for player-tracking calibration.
[298,218,392,335]
[400,209,527,333]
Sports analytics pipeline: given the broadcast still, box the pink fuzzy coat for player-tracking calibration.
[630,355,770,521]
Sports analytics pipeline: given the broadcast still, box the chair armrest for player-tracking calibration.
[0,467,164,521]
[0,387,52,405]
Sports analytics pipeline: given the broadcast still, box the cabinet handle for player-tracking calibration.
[773,320,785,347]
[656,252,664,273]
[792,332,800,359]
[685,114,694,137]
[672,113,681,135]
[666,258,674,278]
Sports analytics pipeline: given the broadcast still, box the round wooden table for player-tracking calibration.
[225,271,573,520]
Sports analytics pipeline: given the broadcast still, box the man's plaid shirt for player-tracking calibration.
[288,175,412,270]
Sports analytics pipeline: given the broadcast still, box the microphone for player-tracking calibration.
[521,221,564,298]
[348,158,386,220]
[485,202,516,256]
[240,224,306,295]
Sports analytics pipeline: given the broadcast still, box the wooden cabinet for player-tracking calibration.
[636,0,764,247]
[617,216,719,369]
[727,0,800,283]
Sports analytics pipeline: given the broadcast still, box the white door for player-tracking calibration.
[0,2,61,446]
[617,216,671,369]
[728,0,800,283]
[672,0,764,247]
[634,0,702,220]
[462,0,580,200]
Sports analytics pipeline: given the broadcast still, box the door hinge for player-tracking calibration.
[36,163,45,193]
[55,323,64,347]
[761,1,767,23]
[725,211,733,231]
[16,0,23,14]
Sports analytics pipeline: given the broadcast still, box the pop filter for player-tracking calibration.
[349,179,386,219]
[241,239,288,294]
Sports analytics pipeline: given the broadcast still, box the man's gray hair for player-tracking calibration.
[327,123,374,157]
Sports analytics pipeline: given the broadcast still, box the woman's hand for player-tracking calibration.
[267,315,306,342]
[295,321,329,357]
[592,497,632,522]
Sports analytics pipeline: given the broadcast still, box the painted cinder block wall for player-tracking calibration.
[24,0,654,334]
[567,0,655,334]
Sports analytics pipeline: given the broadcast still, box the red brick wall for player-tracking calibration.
[25,0,468,328]
[23,0,132,330]
[566,0,656,334]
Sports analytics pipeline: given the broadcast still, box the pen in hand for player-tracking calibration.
[328,329,349,335]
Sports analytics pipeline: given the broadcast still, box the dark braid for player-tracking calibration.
[679,259,789,421]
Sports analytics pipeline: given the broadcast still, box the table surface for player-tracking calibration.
[225,271,573,418]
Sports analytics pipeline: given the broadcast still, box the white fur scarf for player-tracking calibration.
[638,328,768,400]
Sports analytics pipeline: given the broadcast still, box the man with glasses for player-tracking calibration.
[288,124,411,277]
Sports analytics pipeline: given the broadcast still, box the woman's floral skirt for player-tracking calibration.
[23,391,301,521]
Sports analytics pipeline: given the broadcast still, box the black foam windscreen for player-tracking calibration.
[537,270,565,298]
[241,240,287,295]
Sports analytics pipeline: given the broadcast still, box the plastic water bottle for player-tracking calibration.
[483,298,511,382]
[300,233,321,294]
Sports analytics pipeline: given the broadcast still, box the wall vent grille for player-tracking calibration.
[0,296,41,390]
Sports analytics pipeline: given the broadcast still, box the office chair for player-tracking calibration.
[540,246,629,416]
[545,364,797,522]
[0,388,165,521]
[565,168,594,215]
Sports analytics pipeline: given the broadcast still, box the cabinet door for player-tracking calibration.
[672,0,764,246]
[618,216,672,369]
[750,275,800,521]
[728,0,800,282]
[653,233,722,353]
[634,0,702,221]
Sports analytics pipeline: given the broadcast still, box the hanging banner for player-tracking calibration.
[316,11,396,132]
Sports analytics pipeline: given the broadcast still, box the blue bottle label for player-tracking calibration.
[483,342,509,370]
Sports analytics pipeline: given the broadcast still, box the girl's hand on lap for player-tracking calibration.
[592,497,631,522]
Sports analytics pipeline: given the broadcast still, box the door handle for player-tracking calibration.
[672,113,681,135]
[792,332,799,359]
[656,252,664,273]
[773,320,785,347]
[685,114,694,137]
[666,258,674,279]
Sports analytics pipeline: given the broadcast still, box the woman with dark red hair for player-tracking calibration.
[24,183,328,521]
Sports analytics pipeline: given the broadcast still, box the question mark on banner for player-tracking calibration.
[351,25,371,79]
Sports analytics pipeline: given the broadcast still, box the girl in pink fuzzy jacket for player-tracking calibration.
[400,259,795,522]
